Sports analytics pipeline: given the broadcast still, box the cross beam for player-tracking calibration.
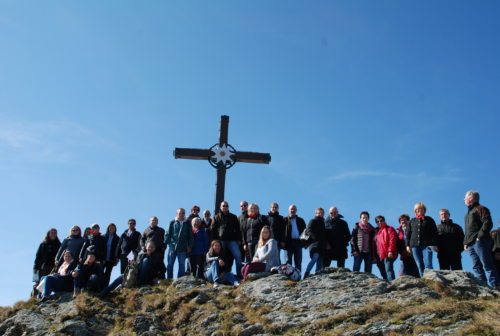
[173,115,271,213]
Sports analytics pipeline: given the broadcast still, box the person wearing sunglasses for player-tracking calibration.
[55,225,85,267]
[374,215,398,281]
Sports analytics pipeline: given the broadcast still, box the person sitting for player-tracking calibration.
[37,250,77,301]
[99,241,166,297]
[32,228,61,297]
[205,240,239,287]
[72,247,104,296]
[241,226,280,280]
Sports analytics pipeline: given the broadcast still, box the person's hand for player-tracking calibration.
[280,242,286,248]
[464,244,468,251]
[352,251,359,257]
[71,271,78,278]
[252,257,259,262]
[406,246,411,254]
[243,244,248,251]
[187,247,192,254]
[218,259,225,267]
[388,252,395,259]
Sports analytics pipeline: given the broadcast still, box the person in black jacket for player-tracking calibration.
[102,223,120,286]
[406,202,438,277]
[32,228,61,297]
[242,203,269,262]
[79,223,107,263]
[491,226,500,276]
[267,202,286,262]
[324,207,351,268]
[351,211,376,274]
[283,204,306,271]
[463,190,499,288]
[303,208,326,279]
[211,201,243,277]
[72,247,104,296]
[437,209,464,270]
[117,219,142,273]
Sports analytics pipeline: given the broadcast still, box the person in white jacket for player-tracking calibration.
[241,226,280,279]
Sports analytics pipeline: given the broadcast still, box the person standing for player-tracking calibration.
[374,216,398,281]
[32,228,61,297]
[211,201,243,277]
[406,202,438,276]
[351,211,376,274]
[165,208,194,279]
[187,205,201,223]
[189,217,209,279]
[79,223,107,264]
[117,219,142,273]
[491,226,500,275]
[303,208,326,279]
[55,226,85,265]
[436,209,464,270]
[324,207,351,268]
[242,203,269,262]
[283,204,306,272]
[463,190,499,289]
[267,202,286,261]
[396,214,420,277]
[102,223,120,286]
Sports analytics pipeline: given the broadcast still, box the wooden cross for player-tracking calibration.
[174,115,271,213]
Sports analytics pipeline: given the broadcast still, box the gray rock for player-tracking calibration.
[422,270,497,298]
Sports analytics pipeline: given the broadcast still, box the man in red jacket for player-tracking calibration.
[374,215,398,281]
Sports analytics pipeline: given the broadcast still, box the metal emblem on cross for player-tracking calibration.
[173,115,271,213]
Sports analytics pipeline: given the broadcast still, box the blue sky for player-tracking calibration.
[1,2,499,306]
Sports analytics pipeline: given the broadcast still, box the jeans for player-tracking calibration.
[221,241,243,277]
[286,239,303,271]
[468,238,499,287]
[204,261,237,285]
[304,252,323,275]
[99,275,123,297]
[412,246,433,276]
[353,252,372,273]
[384,258,396,281]
[41,275,65,297]
[167,246,187,279]
[376,257,388,280]
[74,274,101,291]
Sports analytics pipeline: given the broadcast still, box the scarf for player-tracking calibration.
[248,213,259,219]
[416,215,425,220]
[358,221,372,233]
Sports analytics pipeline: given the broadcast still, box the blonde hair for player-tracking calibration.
[258,225,271,247]
[248,203,260,215]
[413,202,427,213]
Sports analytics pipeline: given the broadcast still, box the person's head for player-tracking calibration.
[258,226,272,246]
[45,228,58,243]
[69,225,82,237]
[192,217,201,229]
[63,250,73,263]
[360,211,370,224]
[399,214,410,227]
[150,216,158,227]
[329,207,339,218]
[375,215,386,227]
[270,202,279,214]
[85,253,96,264]
[91,223,100,235]
[191,205,200,215]
[315,208,325,218]
[289,204,297,217]
[209,240,222,255]
[220,201,229,214]
[464,190,479,206]
[176,208,186,221]
[128,218,137,230]
[248,203,260,216]
[106,223,117,235]
[414,202,426,216]
[83,227,91,238]
[203,210,211,218]
[146,241,156,255]
[240,201,248,213]
[440,209,450,221]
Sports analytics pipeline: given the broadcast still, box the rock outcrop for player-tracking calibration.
[1,269,499,335]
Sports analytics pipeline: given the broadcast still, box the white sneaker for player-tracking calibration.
[233,281,240,287]
[213,282,220,288]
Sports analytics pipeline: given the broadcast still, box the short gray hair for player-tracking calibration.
[440,208,450,216]
[465,190,480,202]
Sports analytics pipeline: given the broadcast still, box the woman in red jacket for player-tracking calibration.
[374,215,398,281]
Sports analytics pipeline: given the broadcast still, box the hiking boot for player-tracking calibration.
[73,288,82,298]
[303,272,310,280]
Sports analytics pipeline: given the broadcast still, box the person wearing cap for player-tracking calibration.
[72,247,104,296]
[55,226,85,266]
[79,223,107,263]
[117,219,142,273]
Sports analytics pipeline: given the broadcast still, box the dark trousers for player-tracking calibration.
[246,243,258,263]
[241,262,266,279]
[438,253,462,270]
[376,258,388,280]
[103,261,115,286]
[74,274,101,291]
[323,256,346,268]
[189,255,206,278]
[286,239,303,271]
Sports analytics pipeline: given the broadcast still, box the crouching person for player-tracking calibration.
[38,250,77,301]
[72,248,103,297]
[205,240,239,287]
[99,241,165,297]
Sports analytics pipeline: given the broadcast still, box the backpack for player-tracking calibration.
[122,262,138,288]
[271,264,301,281]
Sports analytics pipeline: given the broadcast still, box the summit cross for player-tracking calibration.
[173,115,271,214]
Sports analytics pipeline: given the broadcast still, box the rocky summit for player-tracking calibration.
[1,269,499,335]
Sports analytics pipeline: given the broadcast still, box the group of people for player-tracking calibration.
[32,190,500,300]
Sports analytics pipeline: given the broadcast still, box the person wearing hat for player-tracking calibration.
[72,246,104,296]
[79,223,107,263]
